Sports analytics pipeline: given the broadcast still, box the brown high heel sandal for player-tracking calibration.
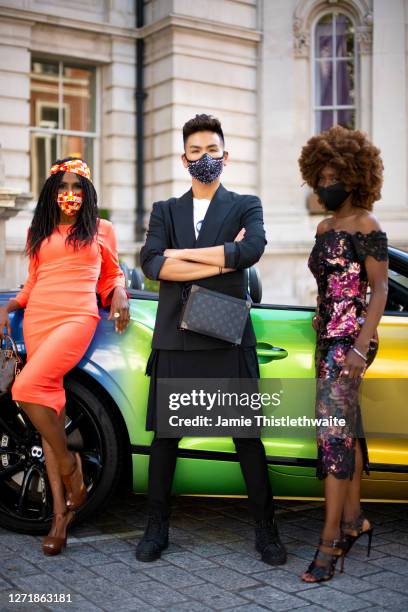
[42,509,76,556]
[61,452,87,510]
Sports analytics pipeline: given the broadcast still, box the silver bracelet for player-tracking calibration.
[351,346,367,362]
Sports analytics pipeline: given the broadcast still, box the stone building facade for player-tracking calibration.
[0,0,407,304]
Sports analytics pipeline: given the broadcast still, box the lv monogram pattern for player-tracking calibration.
[180,288,250,344]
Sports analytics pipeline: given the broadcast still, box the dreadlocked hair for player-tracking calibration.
[26,157,99,258]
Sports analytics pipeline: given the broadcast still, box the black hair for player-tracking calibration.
[27,156,99,257]
[182,114,225,147]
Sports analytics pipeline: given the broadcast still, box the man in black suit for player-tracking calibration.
[136,114,286,566]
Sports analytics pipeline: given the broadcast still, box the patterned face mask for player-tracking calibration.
[57,191,83,216]
[185,153,224,184]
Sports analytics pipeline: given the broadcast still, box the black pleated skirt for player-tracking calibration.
[145,346,260,431]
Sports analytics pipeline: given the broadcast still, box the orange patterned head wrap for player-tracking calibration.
[50,159,91,182]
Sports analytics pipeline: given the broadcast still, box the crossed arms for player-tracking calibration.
[140,197,267,282]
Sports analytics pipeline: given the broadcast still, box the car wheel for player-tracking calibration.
[0,377,123,535]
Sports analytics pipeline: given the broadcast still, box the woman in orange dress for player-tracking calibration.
[0,157,130,554]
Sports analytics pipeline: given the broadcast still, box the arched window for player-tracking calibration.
[313,12,357,132]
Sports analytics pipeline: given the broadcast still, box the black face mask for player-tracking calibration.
[316,182,351,211]
[185,153,224,184]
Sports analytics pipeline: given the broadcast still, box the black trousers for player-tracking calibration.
[147,433,275,522]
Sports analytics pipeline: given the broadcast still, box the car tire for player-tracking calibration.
[0,377,124,535]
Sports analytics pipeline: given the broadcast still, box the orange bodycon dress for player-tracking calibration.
[11,219,125,414]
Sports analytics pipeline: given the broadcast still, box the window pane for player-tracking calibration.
[315,110,334,132]
[62,65,95,133]
[338,109,355,129]
[337,60,355,106]
[30,132,57,196]
[335,14,354,58]
[30,60,60,128]
[61,135,93,171]
[315,14,333,58]
[315,60,333,106]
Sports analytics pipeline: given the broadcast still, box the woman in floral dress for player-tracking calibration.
[298,126,389,582]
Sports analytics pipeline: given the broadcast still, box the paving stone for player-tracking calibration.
[341,557,388,578]
[0,589,50,612]
[193,566,261,590]
[251,568,320,592]
[162,550,216,570]
[280,553,315,575]
[71,576,136,606]
[180,582,249,610]
[285,542,318,560]
[0,577,12,592]
[237,585,307,611]
[161,602,206,612]
[1,556,42,579]
[101,597,158,612]
[89,538,136,554]
[360,570,408,593]
[169,516,211,531]
[123,580,189,605]
[0,495,407,611]
[44,600,104,612]
[300,585,373,611]
[222,539,261,558]
[370,543,408,559]
[90,562,151,585]
[357,587,408,610]
[111,550,170,568]
[0,534,39,552]
[189,526,245,544]
[182,542,234,557]
[11,573,76,597]
[207,552,271,574]
[368,555,408,575]
[39,567,97,588]
[233,605,283,612]
[158,542,184,554]
[375,530,408,546]
[65,547,114,566]
[141,565,205,589]
[324,573,377,595]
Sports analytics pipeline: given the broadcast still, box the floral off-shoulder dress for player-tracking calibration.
[308,229,388,479]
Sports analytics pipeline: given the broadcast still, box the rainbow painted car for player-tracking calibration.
[1,246,407,534]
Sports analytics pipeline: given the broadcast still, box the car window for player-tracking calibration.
[389,268,408,290]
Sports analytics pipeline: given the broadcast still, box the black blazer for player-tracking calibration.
[140,183,267,350]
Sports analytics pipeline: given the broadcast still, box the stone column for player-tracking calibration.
[372,0,408,243]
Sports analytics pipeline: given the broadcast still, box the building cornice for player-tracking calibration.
[0,7,262,43]
[0,5,138,39]
[139,13,262,43]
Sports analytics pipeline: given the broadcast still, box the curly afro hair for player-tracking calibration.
[298,125,383,210]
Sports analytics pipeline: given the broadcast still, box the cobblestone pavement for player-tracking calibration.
[0,492,407,611]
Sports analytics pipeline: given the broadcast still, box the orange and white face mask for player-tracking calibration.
[57,191,83,216]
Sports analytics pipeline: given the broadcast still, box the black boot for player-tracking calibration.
[255,517,287,566]
[135,514,169,562]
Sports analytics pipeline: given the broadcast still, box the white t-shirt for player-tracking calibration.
[193,197,211,239]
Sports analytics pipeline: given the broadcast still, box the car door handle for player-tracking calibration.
[256,345,288,360]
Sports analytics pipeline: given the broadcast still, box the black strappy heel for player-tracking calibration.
[301,537,347,583]
[341,512,374,562]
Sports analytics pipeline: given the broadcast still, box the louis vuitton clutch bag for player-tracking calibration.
[178,284,252,345]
